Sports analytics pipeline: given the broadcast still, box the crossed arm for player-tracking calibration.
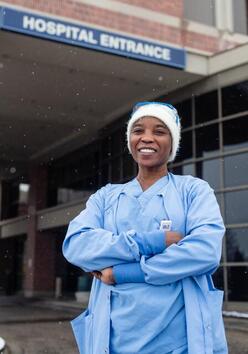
[63,181,225,286]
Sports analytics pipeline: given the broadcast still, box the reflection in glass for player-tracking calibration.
[215,192,222,211]
[195,124,219,157]
[175,99,192,128]
[222,81,248,116]
[227,266,248,301]
[195,90,218,124]
[225,190,248,224]
[212,267,224,291]
[226,228,248,262]
[196,159,220,189]
[224,153,248,187]
[182,163,195,176]
[57,188,91,204]
[223,116,248,151]
[175,131,193,161]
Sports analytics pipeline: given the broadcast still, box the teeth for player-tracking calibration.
[139,148,156,153]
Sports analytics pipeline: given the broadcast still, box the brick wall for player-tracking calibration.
[2,0,242,54]
[112,0,184,17]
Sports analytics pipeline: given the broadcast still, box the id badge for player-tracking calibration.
[159,220,172,231]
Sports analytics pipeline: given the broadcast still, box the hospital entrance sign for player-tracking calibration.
[0,6,186,69]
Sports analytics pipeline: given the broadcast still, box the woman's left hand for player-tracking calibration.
[92,267,116,285]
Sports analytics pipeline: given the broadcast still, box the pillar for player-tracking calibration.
[24,164,56,297]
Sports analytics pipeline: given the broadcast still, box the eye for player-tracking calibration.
[132,128,143,134]
[154,129,169,135]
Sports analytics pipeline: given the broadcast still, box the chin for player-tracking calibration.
[138,161,166,169]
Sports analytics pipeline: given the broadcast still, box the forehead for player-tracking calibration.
[133,116,166,127]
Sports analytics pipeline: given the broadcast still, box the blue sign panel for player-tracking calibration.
[0,6,186,69]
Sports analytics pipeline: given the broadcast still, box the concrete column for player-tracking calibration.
[24,165,56,298]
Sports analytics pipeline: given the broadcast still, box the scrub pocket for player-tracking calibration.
[208,290,227,352]
[71,309,93,354]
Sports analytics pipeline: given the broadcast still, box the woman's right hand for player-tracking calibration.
[165,231,182,247]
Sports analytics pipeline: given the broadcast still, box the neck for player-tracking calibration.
[136,165,168,191]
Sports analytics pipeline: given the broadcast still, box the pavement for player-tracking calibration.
[0,295,247,354]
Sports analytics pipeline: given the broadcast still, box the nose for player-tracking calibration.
[141,132,154,143]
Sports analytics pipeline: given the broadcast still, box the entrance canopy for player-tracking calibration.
[0,29,205,179]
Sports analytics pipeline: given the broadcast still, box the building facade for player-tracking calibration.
[0,0,248,307]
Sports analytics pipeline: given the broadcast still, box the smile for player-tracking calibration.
[138,148,157,153]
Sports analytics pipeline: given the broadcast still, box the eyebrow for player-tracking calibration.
[132,123,168,129]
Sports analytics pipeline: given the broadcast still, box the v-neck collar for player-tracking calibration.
[122,174,169,199]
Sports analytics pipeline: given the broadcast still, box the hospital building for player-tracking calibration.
[0,0,248,309]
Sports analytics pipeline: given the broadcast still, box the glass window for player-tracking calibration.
[195,124,219,157]
[215,192,222,210]
[100,163,109,186]
[111,157,121,182]
[182,163,195,176]
[111,130,122,156]
[123,152,135,180]
[222,81,248,116]
[196,159,221,189]
[101,137,111,160]
[226,228,248,262]
[212,267,224,291]
[171,165,182,175]
[175,131,193,161]
[223,116,248,151]
[233,0,248,34]
[57,188,91,204]
[227,266,248,301]
[19,183,30,204]
[224,153,248,187]
[195,90,218,124]
[175,99,192,128]
[225,190,248,224]
[184,0,215,26]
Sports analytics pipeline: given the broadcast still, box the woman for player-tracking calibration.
[63,102,228,354]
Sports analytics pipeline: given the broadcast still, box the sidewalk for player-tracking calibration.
[0,295,247,354]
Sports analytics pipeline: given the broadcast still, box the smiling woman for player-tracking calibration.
[63,102,228,354]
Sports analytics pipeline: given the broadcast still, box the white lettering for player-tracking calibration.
[70,27,80,40]
[162,48,171,60]
[88,31,97,44]
[35,19,46,32]
[78,29,97,43]
[46,21,56,35]
[108,36,121,50]
[126,39,136,52]
[100,33,109,47]
[23,16,35,30]
[22,15,172,63]
[135,42,144,55]
[56,23,66,36]
[23,15,35,30]
[143,44,155,57]
[118,37,127,51]
[154,46,162,59]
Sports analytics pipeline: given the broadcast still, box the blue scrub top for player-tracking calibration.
[110,176,187,353]
[63,173,228,354]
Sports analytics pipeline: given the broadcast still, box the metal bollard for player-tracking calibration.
[0,337,6,353]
